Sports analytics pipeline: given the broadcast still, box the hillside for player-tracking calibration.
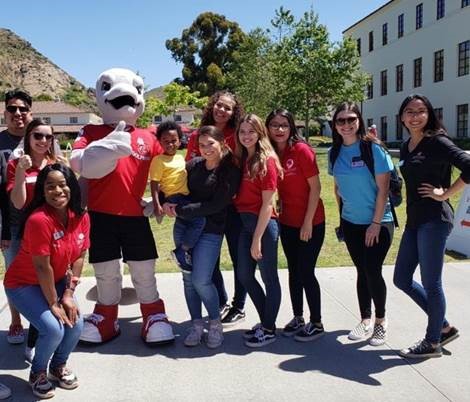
[0,28,95,110]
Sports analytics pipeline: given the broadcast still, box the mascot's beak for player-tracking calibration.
[105,95,139,110]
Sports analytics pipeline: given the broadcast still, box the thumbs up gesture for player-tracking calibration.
[107,120,131,147]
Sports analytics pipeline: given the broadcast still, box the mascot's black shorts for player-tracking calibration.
[89,211,158,263]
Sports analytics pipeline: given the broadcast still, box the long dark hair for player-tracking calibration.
[20,164,84,235]
[266,108,307,152]
[398,94,447,136]
[24,118,56,160]
[329,102,383,166]
[200,91,244,129]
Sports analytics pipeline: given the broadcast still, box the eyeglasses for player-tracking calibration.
[6,105,30,114]
[404,109,428,117]
[335,117,358,126]
[33,132,54,141]
[269,123,290,131]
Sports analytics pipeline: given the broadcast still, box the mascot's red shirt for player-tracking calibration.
[73,125,162,216]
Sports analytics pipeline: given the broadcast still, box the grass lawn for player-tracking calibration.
[0,148,467,279]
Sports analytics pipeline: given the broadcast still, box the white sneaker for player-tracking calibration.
[348,321,372,340]
[369,322,387,346]
[206,320,223,349]
[184,323,204,347]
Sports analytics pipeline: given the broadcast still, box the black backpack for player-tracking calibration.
[330,140,402,227]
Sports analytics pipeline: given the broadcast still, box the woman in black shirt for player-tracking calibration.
[394,94,470,358]
[163,126,240,349]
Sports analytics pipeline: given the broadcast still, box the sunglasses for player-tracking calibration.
[33,132,54,141]
[6,105,30,114]
[335,117,358,126]
[269,123,290,130]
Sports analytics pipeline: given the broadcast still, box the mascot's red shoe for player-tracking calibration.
[140,299,175,344]
[80,304,120,344]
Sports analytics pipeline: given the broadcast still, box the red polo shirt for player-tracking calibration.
[6,159,45,208]
[278,142,325,227]
[4,206,90,288]
[185,127,237,161]
[73,124,162,216]
[233,156,278,217]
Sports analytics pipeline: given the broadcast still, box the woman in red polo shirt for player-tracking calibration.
[234,113,283,348]
[4,164,89,399]
[267,109,326,342]
[186,91,248,326]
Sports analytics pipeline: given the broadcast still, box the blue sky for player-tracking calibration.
[1,0,385,90]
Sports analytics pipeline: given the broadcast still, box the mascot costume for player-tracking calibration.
[70,68,174,344]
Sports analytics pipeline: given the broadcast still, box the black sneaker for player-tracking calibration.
[294,322,324,342]
[243,323,262,339]
[283,316,305,337]
[221,307,245,327]
[171,247,192,273]
[440,326,459,346]
[399,339,442,359]
[219,303,231,319]
[245,327,276,348]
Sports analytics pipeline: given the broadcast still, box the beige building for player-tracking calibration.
[343,0,470,141]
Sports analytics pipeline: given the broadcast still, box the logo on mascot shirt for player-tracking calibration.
[131,137,151,161]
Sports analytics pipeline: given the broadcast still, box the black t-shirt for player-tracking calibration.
[176,157,241,234]
[400,134,470,228]
[0,129,22,161]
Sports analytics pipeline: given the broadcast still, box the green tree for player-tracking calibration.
[166,12,246,96]
[137,82,207,128]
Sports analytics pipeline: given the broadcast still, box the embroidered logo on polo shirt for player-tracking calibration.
[77,233,85,247]
[286,159,294,170]
[53,230,64,240]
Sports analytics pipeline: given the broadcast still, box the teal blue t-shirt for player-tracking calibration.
[329,141,394,225]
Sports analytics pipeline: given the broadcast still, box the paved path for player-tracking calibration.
[1,263,469,401]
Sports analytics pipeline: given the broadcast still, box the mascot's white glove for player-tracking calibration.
[140,197,155,218]
[70,121,132,179]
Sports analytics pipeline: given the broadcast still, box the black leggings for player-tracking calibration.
[342,219,393,320]
[280,222,325,323]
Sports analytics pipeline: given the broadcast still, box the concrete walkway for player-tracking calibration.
[0,263,469,401]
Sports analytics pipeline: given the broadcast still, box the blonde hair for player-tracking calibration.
[235,114,283,180]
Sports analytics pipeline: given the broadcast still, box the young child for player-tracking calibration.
[149,121,205,273]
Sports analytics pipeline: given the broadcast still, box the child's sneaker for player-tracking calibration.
[283,316,305,337]
[369,322,387,346]
[7,324,25,344]
[399,339,442,359]
[294,322,324,342]
[49,365,78,390]
[348,321,372,340]
[440,326,459,346]
[245,327,276,348]
[171,247,192,273]
[29,371,55,399]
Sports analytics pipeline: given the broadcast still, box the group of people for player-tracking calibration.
[1,84,470,399]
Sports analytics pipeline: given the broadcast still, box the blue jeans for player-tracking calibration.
[2,224,21,269]
[237,213,281,331]
[168,194,205,249]
[175,230,223,321]
[393,219,452,343]
[5,279,83,373]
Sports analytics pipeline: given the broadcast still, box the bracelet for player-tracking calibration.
[372,221,381,225]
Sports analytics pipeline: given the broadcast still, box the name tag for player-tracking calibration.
[53,231,64,240]
[25,176,38,184]
[351,156,365,168]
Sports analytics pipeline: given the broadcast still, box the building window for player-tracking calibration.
[414,57,422,87]
[174,114,182,122]
[457,104,468,138]
[463,0,470,7]
[458,40,470,77]
[437,0,445,19]
[434,49,444,82]
[434,107,443,122]
[367,118,374,129]
[356,38,361,56]
[396,64,404,92]
[154,115,162,123]
[367,76,374,99]
[0,117,5,125]
[382,23,388,45]
[380,70,388,96]
[381,116,388,141]
[396,115,403,141]
[416,3,423,29]
[369,31,374,52]
[43,117,51,124]
[69,116,78,124]
[398,14,404,38]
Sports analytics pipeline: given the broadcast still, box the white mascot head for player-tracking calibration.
[96,68,145,126]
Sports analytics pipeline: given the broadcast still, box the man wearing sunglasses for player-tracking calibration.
[1,89,33,345]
